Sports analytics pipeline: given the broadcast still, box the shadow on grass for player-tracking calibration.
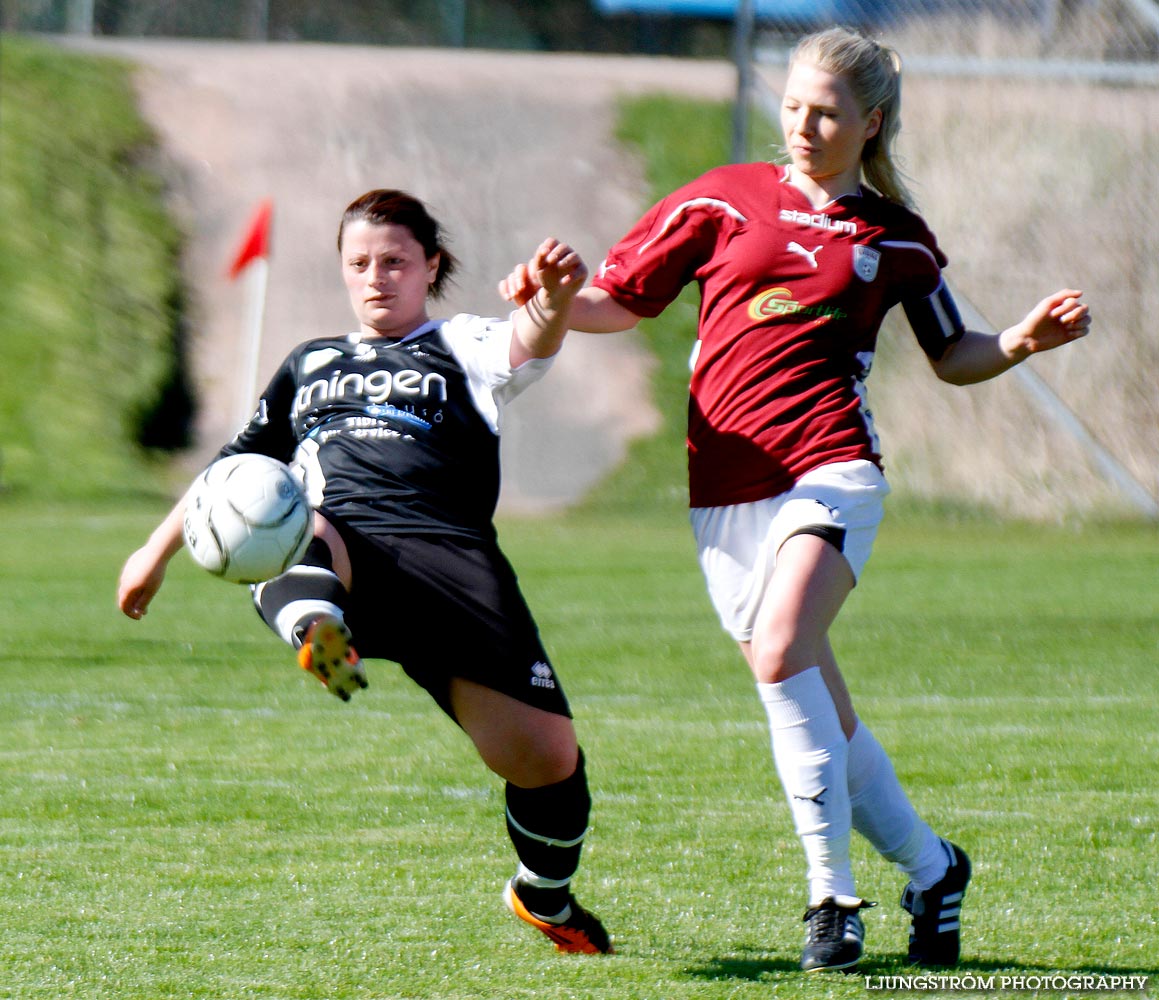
[684,951,1158,983]
[682,951,798,983]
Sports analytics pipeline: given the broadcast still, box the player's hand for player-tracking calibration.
[498,260,541,306]
[1003,289,1090,359]
[118,547,167,619]
[531,238,588,305]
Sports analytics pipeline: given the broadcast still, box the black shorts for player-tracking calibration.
[328,520,572,722]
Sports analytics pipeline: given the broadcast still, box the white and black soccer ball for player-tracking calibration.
[182,454,312,584]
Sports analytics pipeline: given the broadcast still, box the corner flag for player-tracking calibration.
[227,198,273,279]
[227,199,274,425]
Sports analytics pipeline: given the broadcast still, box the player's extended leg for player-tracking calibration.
[833,634,947,879]
[808,632,944,880]
[745,531,868,972]
[450,678,612,954]
[839,673,970,967]
[250,513,367,700]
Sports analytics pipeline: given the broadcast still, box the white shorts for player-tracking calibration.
[691,460,890,642]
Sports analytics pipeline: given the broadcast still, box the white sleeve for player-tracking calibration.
[438,313,554,434]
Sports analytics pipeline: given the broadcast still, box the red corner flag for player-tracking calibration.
[227,199,273,279]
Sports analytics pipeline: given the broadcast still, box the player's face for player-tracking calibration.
[340,220,439,338]
[781,60,882,198]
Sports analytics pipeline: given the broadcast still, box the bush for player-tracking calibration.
[0,34,192,498]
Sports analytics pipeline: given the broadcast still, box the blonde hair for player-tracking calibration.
[789,26,913,208]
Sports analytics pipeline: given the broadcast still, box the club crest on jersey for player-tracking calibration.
[853,245,881,283]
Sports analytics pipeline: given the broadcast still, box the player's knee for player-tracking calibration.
[750,627,820,684]
[488,728,578,788]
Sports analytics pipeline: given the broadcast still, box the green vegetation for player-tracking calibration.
[0,34,189,499]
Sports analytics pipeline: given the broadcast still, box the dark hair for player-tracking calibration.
[337,189,459,298]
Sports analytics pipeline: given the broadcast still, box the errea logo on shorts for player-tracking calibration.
[530,662,557,689]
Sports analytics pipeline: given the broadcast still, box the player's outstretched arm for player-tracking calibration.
[932,289,1091,386]
[500,254,641,335]
[509,238,589,366]
[117,499,187,619]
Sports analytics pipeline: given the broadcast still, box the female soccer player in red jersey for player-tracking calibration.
[502,26,1090,972]
[119,190,612,956]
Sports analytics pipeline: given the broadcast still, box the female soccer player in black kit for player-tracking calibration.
[117,189,612,955]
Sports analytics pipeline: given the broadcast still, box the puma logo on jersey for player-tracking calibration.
[788,242,823,269]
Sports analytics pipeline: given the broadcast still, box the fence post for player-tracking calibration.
[731,0,756,163]
[68,0,94,34]
[253,0,270,40]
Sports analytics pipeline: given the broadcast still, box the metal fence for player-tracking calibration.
[4,1,529,46]
[742,0,1159,517]
[0,0,714,52]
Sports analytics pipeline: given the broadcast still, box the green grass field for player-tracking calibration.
[1,500,1156,998]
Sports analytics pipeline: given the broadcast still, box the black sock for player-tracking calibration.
[250,537,349,647]
[505,749,591,918]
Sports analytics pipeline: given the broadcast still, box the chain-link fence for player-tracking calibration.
[743,0,1159,518]
[0,0,725,53]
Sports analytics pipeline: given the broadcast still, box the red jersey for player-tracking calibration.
[592,162,947,507]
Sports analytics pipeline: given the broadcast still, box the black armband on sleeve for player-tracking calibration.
[902,280,966,361]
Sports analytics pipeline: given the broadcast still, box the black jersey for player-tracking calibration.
[218,315,552,541]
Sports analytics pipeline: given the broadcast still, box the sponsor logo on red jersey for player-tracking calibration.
[748,287,849,324]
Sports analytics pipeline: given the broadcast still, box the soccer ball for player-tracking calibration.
[182,454,312,584]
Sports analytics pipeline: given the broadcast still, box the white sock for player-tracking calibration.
[847,721,948,888]
[758,667,854,904]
